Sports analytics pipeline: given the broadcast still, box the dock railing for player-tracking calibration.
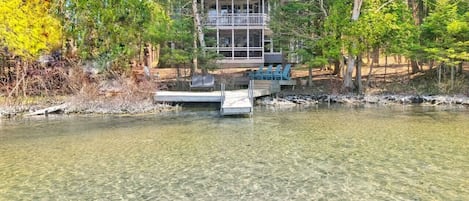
[248,80,254,115]
[220,83,225,113]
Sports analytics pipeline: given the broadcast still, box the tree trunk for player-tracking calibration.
[408,0,424,74]
[355,54,362,94]
[411,60,420,73]
[154,44,160,67]
[319,0,328,17]
[384,55,388,83]
[22,61,27,97]
[191,0,201,74]
[333,59,341,76]
[145,43,161,68]
[192,32,198,75]
[344,55,356,91]
[450,65,454,90]
[407,58,411,81]
[343,0,363,92]
[408,0,424,25]
[372,47,379,66]
[15,60,20,97]
[176,64,181,89]
[351,0,363,20]
[366,51,370,64]
[308,66,313,87]
[192,0,206,52]
[170,42,175,69]
[144,43,151,67]
[365,54,374,88]
[438,64,441,85]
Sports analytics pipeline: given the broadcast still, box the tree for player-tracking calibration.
[0,0,62,97]
[355,0,417,89]
[56,0,171,71]
[192,0,206,73]
[271,0,422,93]
[270,0,328,86]
[419,0,469,89]
[343,0,363,92]
[0,0,61,59]
[420,0,469,64]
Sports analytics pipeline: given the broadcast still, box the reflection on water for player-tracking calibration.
[1,106,468,200]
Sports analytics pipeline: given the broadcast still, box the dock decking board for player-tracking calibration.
[155,91,222,102]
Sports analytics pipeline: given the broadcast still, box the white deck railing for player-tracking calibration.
[205,13,268,26]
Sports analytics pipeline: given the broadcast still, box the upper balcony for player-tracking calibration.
[204,13,269,27]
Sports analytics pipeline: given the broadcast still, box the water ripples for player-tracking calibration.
[0,106,468,200]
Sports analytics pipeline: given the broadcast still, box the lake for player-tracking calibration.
[0,105,468,200]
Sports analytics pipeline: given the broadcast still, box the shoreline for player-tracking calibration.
[0,96,176,119]
[1,93,469,119]
[258,94,469,107]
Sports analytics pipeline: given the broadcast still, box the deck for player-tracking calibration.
[154,80,287,116]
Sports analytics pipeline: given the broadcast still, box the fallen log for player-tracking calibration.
[26,103,69,116]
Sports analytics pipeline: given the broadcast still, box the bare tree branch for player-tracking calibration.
[376,0,395,12]
[319,0,328,17]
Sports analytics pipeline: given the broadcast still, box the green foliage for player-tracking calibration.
[420,0,469,64]
[270,0,327,67]
[307,56,328,68]
[198,50,222,71]
[271,0,416,66]
[158,2,195,67]
[56,0,171,70]
[0,0,61,59]
[320,0,351,60]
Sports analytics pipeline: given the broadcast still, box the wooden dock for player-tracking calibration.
[154,80,287,116]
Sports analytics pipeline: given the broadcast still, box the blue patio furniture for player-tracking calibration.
[254,64,272,80]
[248,65,264,80]
[274,64,292,80]
[270,64,282,80]
[261,64,275,80]
[282,64,292,80]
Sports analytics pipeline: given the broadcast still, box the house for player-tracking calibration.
[202,0,283,67]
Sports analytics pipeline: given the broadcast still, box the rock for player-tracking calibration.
[275,93,469,108]
[411,96,424,104]
[422,96,433,103]
[364,95,380,104]
[0,111,15,118]
[462,99,469,106]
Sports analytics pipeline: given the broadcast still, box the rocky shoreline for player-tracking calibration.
[2,94,469,118]
[257,94,469,107]
[0,98,175,119]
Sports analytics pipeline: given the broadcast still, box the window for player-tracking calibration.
[234,30,247,47]
[249,30,262,47]
[220,51,232,58]
[219,30,232,47]
[249,51,262,57]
